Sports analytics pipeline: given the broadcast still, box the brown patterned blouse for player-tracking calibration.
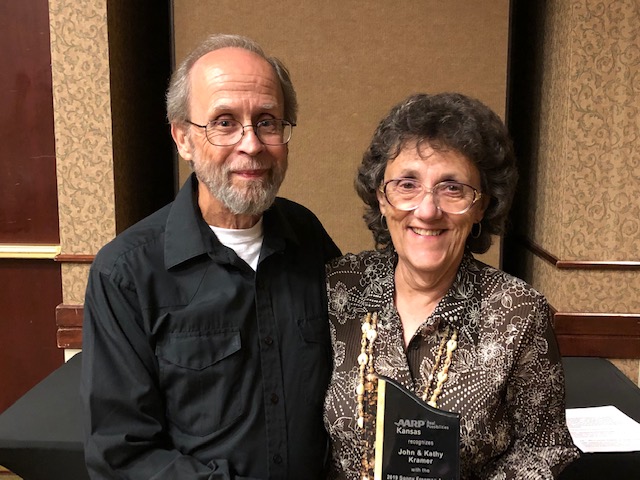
[324,250,580,479]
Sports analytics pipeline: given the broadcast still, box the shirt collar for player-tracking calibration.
[164,173,300,269]
[261,198,300,256]
[429,252,480,339]
[378,249,478,333]
[164,173,212,269]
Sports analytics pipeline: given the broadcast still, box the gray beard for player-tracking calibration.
[190,157,286,216]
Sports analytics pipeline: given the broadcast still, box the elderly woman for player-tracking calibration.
[324,93,579,479]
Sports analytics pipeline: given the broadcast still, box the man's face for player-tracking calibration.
[173,47,288,220]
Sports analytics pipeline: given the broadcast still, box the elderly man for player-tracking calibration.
[81,34,340,479]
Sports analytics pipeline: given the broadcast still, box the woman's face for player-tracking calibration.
[377,142,487,283]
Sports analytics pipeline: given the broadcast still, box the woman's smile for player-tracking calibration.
[409,226,443,236]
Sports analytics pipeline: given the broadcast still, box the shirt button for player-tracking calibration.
[270,393,279,404]
[272,454,282,464]
[264,336,273,345]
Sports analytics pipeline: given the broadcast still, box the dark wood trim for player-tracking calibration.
[54,253,95,263]
[556,334,640,358]
[556,260,640,270]
[55,303,640,358]
[55,304,83,326]
[555,312,640,358]
[57,327,83,350]
[522,237,557,266]
[519,236,640,270]
[55,304,84,349]
[554,312,640,332]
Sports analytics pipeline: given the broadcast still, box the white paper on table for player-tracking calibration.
[566,405,640,453]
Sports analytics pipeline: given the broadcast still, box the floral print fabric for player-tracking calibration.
[324,250,579,479]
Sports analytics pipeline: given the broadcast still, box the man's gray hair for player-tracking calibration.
[166,33,298,125]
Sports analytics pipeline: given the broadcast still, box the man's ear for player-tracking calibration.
[171,123,193,161]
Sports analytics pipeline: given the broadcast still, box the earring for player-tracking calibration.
[471,222,482,239]
[381,214,388,230]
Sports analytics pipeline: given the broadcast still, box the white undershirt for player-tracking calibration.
[209,218,264,271]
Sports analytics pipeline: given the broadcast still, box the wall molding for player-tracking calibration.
[0,244,61,259]
[56,303,640,358]
[55,304,84,349]
[519,236,640,270]
[554,312,640,358]
[55,253,95,263]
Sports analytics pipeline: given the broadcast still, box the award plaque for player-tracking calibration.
[374,376,460,480]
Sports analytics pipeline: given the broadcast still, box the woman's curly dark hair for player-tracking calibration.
[356,92,518,253]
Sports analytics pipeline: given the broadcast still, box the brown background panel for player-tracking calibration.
[0,259,63,413]
[173,0,510,259]
[0,0,59,244]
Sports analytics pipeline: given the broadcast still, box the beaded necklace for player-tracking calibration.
[424,325,458,407]
[356,312,458,480]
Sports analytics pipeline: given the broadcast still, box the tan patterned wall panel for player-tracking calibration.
[49,0,116,256]
[535,0,640,261]
[61,264,92,304]
[511,0,640,376]
[534,0,572,256]
[531,254,640,313]
[564,0,640,261]
[49,0,116,306]
[529,0,640,305]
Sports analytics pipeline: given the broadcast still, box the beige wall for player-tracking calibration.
[49,1,638,383]
[173,0,511,266]
[50,0,511,313]
[510,0,640,382]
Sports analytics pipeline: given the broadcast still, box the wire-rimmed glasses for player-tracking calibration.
[381,178,483,214]
[185,119,295,146]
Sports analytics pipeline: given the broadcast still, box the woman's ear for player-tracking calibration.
[171,123,193,161]
[474,194,490,223]
[377,186,389,217]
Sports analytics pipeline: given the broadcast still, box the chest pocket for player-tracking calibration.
[156,330,243,436]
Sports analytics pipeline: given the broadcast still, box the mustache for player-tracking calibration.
[225,159,269,172]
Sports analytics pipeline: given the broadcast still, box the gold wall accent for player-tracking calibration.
[0,244,61,259]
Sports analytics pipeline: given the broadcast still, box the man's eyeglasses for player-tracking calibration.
[185,119,295,146]
[380,179,483,214]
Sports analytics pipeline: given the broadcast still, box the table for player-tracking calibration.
[559,357,640,479]
[0,355,639,479]
[0,352,88,480]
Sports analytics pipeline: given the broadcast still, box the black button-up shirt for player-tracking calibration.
[81,174,340,479]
